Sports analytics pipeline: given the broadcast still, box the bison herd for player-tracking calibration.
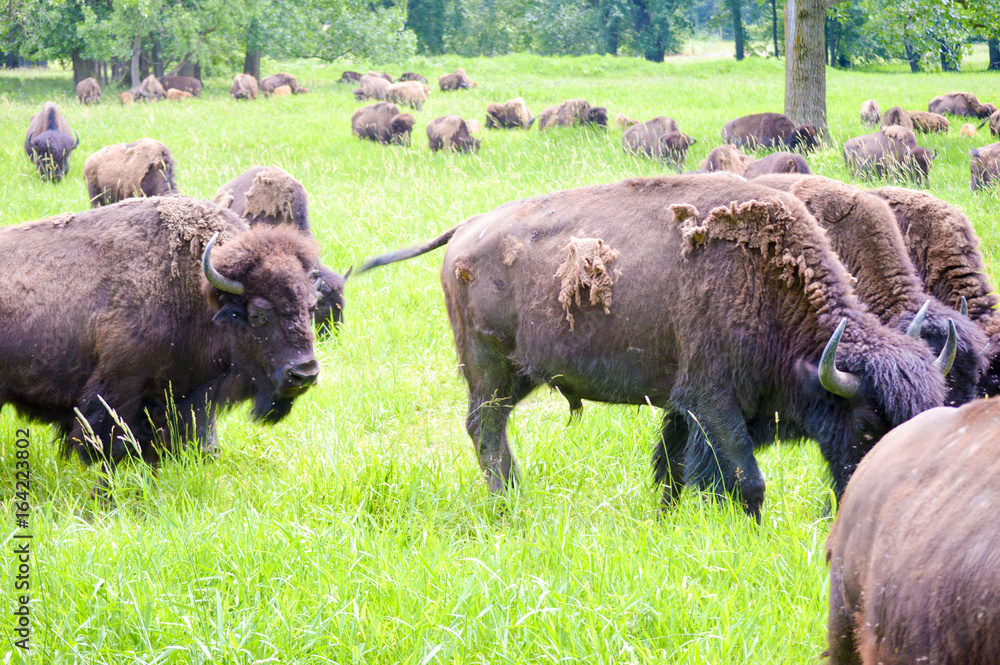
[10,66,1000,661]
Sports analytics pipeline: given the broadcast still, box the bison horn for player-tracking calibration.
[819,318,861,399]
[934,319,958,376]
[905,300,930,338]
[960,296,968,317]
[202,232,245,295]
[978,118,989,130]
[73,130,80,148]
[343,265,353,281]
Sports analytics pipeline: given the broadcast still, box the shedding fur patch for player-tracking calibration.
[501,235,522,266]
[155,198,240,278]
[244,167,299,223]
[554,237,619,330]
[673,204,707,256]
[454,257,473,282]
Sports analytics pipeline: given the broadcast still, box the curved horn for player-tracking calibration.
[73,130,80,147]
[202,232,245,295]
[819,318,862,399]
[343,265,353,281]
[935,319,958,376]
[978,118,989,130]
[905,300,930,338]
[960,296,968,317]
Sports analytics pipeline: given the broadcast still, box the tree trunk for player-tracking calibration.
[130,35,141,88]
[771,0,779,57]
[989,37,1000,71]
[728,0,745,60]
[152,39,163,78]
[784,0,828,140]
[244,18,262,79]
[905,41,921,73]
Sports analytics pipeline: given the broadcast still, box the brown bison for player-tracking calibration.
[979,109,1000,138]
[230,74,258,100]
[971,142,1000,192]
[928,91,997,119]
[83,138,179,206]
[537,99,608,130]
[698,144,754,175]
[24,102,80,181]
[427,115,480,153]
[908,110,949,134]
[721,112,819,152]
[356,174,950,518]
[167,89,193,101]
[756,174,978,406]
[613,113,639,130]
[159,75,202,97]
[399,72,428,83]
[843,126,935,186]
[338,71,362,84]
[743,152,812,179]
[386,81,431,110]
[261,72,308,95]
[0,198,321,493]
[871,186,1000,398]
[271,86,292,97]
[76,77,101,104]
[353,74,389,102]
[438,67,474,91]
[859,99,881,126]
[880,106,913,131]
[213,166,347,332]
[368,71,393,82]
[351,102,414,146]
[485,98,534,130]
[961,123,978,137]
[119,92,135,105]
[826,397,1000,665]
[621,117,696,169]
[139,75,166,101]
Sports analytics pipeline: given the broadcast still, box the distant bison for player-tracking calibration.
[351,102,414,146]
[261,72,308,95]
[76,77,101,104]
[24,102,80,181]
[438,68,475,91]
[826,397,1000,665]
[859,99,881,126]
[84,138,179,206]
[167,89,193,101]
[929,91,997,119]
[881,106,913,131]
[909,110,949,134]
[353,74,389,102]
[338,71,362,84]
[698,144,754,175]
[843,126,935,185]
[159,75,202,97]
[386,81,431,110]
[537,99,608,130]
[743,152,811,179]
[721,112,819,152]
[356,174,950,518]
[368,71,393,83]
[427,115,480,153]
[399,72,428,84]
[614,113,639,130]
[139,74,166,101]
[971,142,1000,192]
[980,109,1000,138]
[230,74,258,100]
[485,98,534,130]
[622,116,696,169]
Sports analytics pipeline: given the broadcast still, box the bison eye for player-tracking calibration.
[247,302,272,328]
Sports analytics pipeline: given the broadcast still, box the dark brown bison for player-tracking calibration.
[353,74,389,102]
[880,106,912,131]
[399,72,428,83]
[908,110,949,134]
[261,72,307,95]
[230,74,258,100]
[721,112,819,152]
[24,102,80,181]
[159,75,202,97]
[485,98,534,130]
[621,117,697,169]
[928,91,997,119]
[167,89,193,101]
[76,77,101,104]
[826,397,1000,665]
[338,71,362,84]
[537,99,608,130]
[859,99,881,126]
[386,81,431,110]
[843,126,935,185]
[742,151,812,179]
[756,174,979,406]
[980,109,1000,137]
[356,174,950,518]
[351,102,414,146]
[0,197,320,493]
[213,166,348,331]
[438,67,475,91]
[871,186,1000,397]
[971,142,1000,192]
[697,144,754,175]
[83,138,179,206]
[139,75,166,101]
[427,115,480,153]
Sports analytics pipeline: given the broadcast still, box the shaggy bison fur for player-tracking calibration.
[721,112,819,152]
[230,74,258,100]
[84,138,179,206]
[261,72,307,95]
[842,126,935,185]
[353,74,389,102]
[76,77,101,104]
[980,109,1000,138]
[742,152,812,179]
[928,91,998,119]
[909,110,949,134]
[399,72,428,83]
[427,115,480,153]
[537,99,608,130]
[698,144,754,175]
[24,102,79,181]
[438,68,474,91]
[485,98,534,130]
[351,102,414,146]
[880,106,913,131]
[159,75,202,97]
[859,99,881,126]
[622,117,696,169]
[971,142,1000,192]
[386,81,431,110]
[139,75,166,101]
[338,71,362,84]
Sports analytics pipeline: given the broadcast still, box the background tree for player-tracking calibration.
[785,0,834,140]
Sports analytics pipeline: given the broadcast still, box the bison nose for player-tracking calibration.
[283,359,319,389]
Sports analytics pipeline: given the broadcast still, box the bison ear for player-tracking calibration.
[213,299,247,325]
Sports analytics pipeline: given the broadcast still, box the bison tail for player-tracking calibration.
[356,226,459,274]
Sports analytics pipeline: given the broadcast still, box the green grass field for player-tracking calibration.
[1,52,999,663]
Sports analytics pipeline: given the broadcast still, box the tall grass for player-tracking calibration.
[1,52,998,663]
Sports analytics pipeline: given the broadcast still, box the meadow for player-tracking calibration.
[1,51,999,663]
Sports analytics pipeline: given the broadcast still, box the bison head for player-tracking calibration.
[202,227,321,423]
[659,132,697,170]
[390,113,415,145]
[30,130,79,181]
[587,106,608,129]
[313,265,349,334]
[792,124,819,152]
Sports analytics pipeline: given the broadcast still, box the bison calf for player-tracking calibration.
[427,115,480,153]
[76,77,101,104]
[622,116,696,170]
[24,102,79,181]
[84,138,179,206]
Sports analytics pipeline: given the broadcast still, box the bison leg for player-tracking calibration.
[465,371,537,494]
[825,566,864,665]
[652,410,688,510]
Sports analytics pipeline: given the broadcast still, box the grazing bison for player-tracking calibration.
[871,186,1000,398]
[0,198,321,493]
[353,74,389,102]
[485,98,534,130]
[386,81,431,110]
[230,74,258,100]
[928,91,997,119]
[622,117,696,169]
[338,71,362,84]
[826,397,1000,665]
[537,99,608,130]
[971,142,1000,192]
[743,152,812,179]
[83,138,179,206]
[24,102,80,181]
[139,75,166,101]
[351,102,414,146]
[427,115,481,153]
[979,109,1000,138]
[880,106,912,131]
[399,72,428,83]
[356,174,950,517]
[698,144,754,175]
[721,112,819,152]
[859,99,881,126]
[261,72,307,95]
[167,89,193,101]
[438,67,475,91]
[908,110,949,134]
[213,166,348,332]
[843,126,935,185]
[159,75,202,97]
[76,77,101,104]
[756,174,980,406]
[120,91,135,105]
[368,71,393,83]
